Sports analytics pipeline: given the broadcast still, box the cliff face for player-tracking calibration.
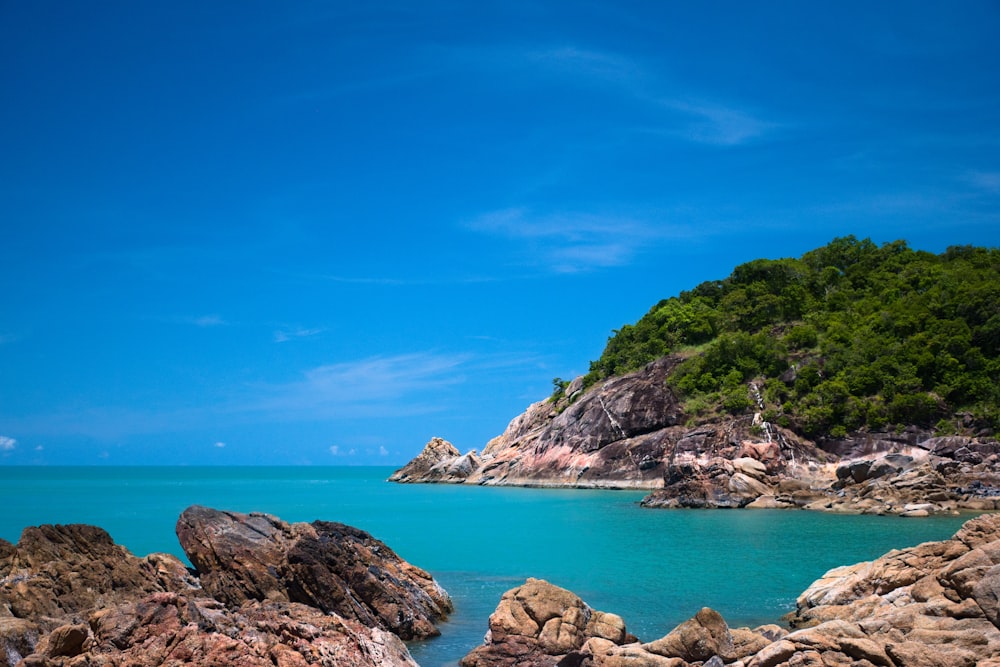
[390,357,1000,514]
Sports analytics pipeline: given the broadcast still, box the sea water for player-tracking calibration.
[0,466,975,667]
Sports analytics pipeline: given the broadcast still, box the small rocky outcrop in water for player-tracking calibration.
[388,437,481,483]
[463,513,1000,666]
[0,506,450,667]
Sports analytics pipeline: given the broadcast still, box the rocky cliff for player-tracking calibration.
[0,506,451,667]
[391,357,1000,514]
[461,512,1000,666]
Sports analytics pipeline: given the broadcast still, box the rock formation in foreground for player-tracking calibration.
[390,358,1000,515]
[462,512,1000,666]
[0,506,451,667]
[176,505,452,640]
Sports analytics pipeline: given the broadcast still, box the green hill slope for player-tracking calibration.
[580,237,1000,439]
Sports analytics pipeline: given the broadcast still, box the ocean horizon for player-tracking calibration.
[1,465,977,667]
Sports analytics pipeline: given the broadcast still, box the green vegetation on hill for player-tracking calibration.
[580,237,1000,438]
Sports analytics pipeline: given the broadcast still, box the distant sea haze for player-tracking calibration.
[0,466,973,667]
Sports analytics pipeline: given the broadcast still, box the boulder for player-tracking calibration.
[176,505,451,640]
[459,578,632,667]
[643,607,735,662]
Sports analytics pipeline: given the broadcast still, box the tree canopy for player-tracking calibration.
[580,237,1000,438]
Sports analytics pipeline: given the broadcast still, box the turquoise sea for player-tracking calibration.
[0,466,977,666]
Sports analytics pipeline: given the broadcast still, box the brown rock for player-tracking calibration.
[38,623,88,658]
[88,592,418,667]
[0,524,197,628]
[175,505,451,640]
[643,607,735,662]
[460,578,634,667]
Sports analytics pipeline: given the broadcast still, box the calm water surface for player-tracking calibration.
[0,466,976,667]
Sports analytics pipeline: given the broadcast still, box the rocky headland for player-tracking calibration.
[460,512,1000,666]
[390,357,1000,516]
[0,506,451,667]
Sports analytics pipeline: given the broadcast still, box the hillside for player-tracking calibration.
[582,236,1000,440]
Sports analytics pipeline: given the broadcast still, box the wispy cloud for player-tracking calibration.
[274,327,324,343]
[468,207,689,273]
[1,349,542,441]
[519,45,776,147]
[241,352,471,418]
[192,315,227,327]
[0,333,18,345]
[528,46,645,88]
[967,171,1000,194]
[659,100,776,146]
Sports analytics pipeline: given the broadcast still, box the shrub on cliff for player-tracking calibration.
[580,236,1000,437]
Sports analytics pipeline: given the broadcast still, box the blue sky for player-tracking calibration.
[2,2,999,465]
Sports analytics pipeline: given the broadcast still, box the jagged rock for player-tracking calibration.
[176,505,451,640]
[83,592,418,667]
[395,358,690,488]
[778,513,1000,665]
[388,437,477,483]
[0,523,198,633]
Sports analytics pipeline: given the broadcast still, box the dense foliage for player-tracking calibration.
[581,237,1000,437]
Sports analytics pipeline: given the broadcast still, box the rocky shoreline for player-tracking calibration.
[5,508,1000,666]
[463,512,1000,666]
[0,506,450,667]
[390,358,1000,516]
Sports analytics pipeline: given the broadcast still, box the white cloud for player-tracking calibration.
[214,441,226,448]
[0,436,15,451]
[329,445,339,455]
[379,446,389,457]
